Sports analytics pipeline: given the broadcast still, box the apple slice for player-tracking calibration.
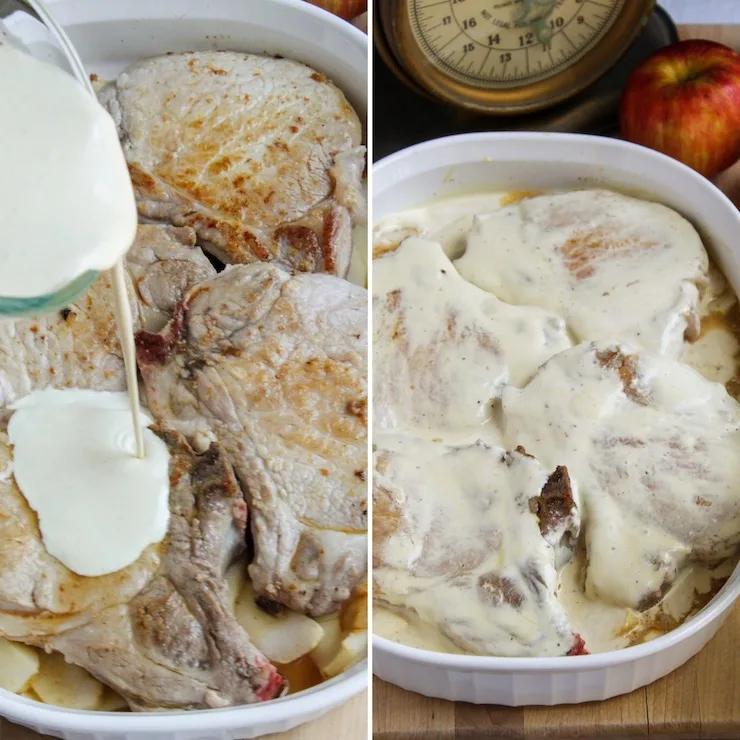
[341,586,368,633]
[319,631,368,679]
[98,688,128,711]
[0,638,39,693]
[310,614,343,673]
[234,582,324,664]
[31,651,103,710]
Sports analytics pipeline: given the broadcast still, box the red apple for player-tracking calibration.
[621,40,740,179]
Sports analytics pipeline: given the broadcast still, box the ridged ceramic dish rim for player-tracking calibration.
[372,132,740,706]
[0,0,367,738]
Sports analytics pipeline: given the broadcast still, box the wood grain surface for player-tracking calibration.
[373,21,740,740]
[373,607,740,740]
[0,692,367,740]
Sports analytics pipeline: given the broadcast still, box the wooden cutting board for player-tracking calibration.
[374,22,740,740]
[374,606,740,739]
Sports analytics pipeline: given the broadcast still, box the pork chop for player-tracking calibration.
[503,341,740,610]
[135,264,368,616]
[373,435,584,657]
[455,189,709,358]
[0,421,284,709]
[0,225,214,407]
[373,237,571,438]
[99,51,365,276]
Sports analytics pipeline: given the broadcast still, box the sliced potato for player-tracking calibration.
[0,639,39,693]
[31,651,103,710]
[276,655,323,695]
[321,631,368,679]
[234,582,324,664]
[226,561,248,609]
[310,614,343,674]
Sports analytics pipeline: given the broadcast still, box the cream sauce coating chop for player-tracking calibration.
[373,237,571,439]
[502,341,740,609]
[373,434,582,657]
[455,190,708,358]
[373,192,505,260]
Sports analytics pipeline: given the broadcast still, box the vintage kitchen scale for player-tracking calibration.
[374,0,679,159]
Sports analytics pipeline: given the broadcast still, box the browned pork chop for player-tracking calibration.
[136,264,368,616]
[0,421,284,709]
[99,51,365,276]
[0,225,214,407]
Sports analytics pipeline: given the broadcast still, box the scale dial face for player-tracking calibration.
[409,0,626,88]
[389,0,654,113]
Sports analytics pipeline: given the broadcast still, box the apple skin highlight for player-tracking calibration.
[621,40,740,180]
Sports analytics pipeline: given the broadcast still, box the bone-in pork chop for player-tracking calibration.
[136,264,368,616]
[99,52,365,276]
[0,225,214,407]
[373,237,571,438]
[0,420,283,710]
[455,190,709,358]
[503,341,740,610]
[373,435,584,657]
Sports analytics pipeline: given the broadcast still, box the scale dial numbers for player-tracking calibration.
[409,0,627,88]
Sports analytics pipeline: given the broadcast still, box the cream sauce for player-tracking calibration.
[112,262,145,459]
[454,189,708,359]
[683,265,740,386]
[372,188,740,656]
[502,341,740,609]
[373,434,580,657]
[373,237,570,439]
[683,326,739,386]
[373,192,505,260]
[375,538,737,656]
[8,390,170,577]
[373,606,464,653]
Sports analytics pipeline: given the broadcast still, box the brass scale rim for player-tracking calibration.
[377,0,656,115]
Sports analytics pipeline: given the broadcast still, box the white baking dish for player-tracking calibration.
[0,1,367,738]
[372,132,740,706]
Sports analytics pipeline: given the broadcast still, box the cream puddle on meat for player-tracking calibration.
[372,188,740,657]
[455,189,708,359]
[373,237,570,440]
[373,434,582,657]
[8,390,170,578]
[373,192,507,260]
[502,341,740,610]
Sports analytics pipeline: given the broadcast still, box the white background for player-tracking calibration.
[660,0,740,23]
